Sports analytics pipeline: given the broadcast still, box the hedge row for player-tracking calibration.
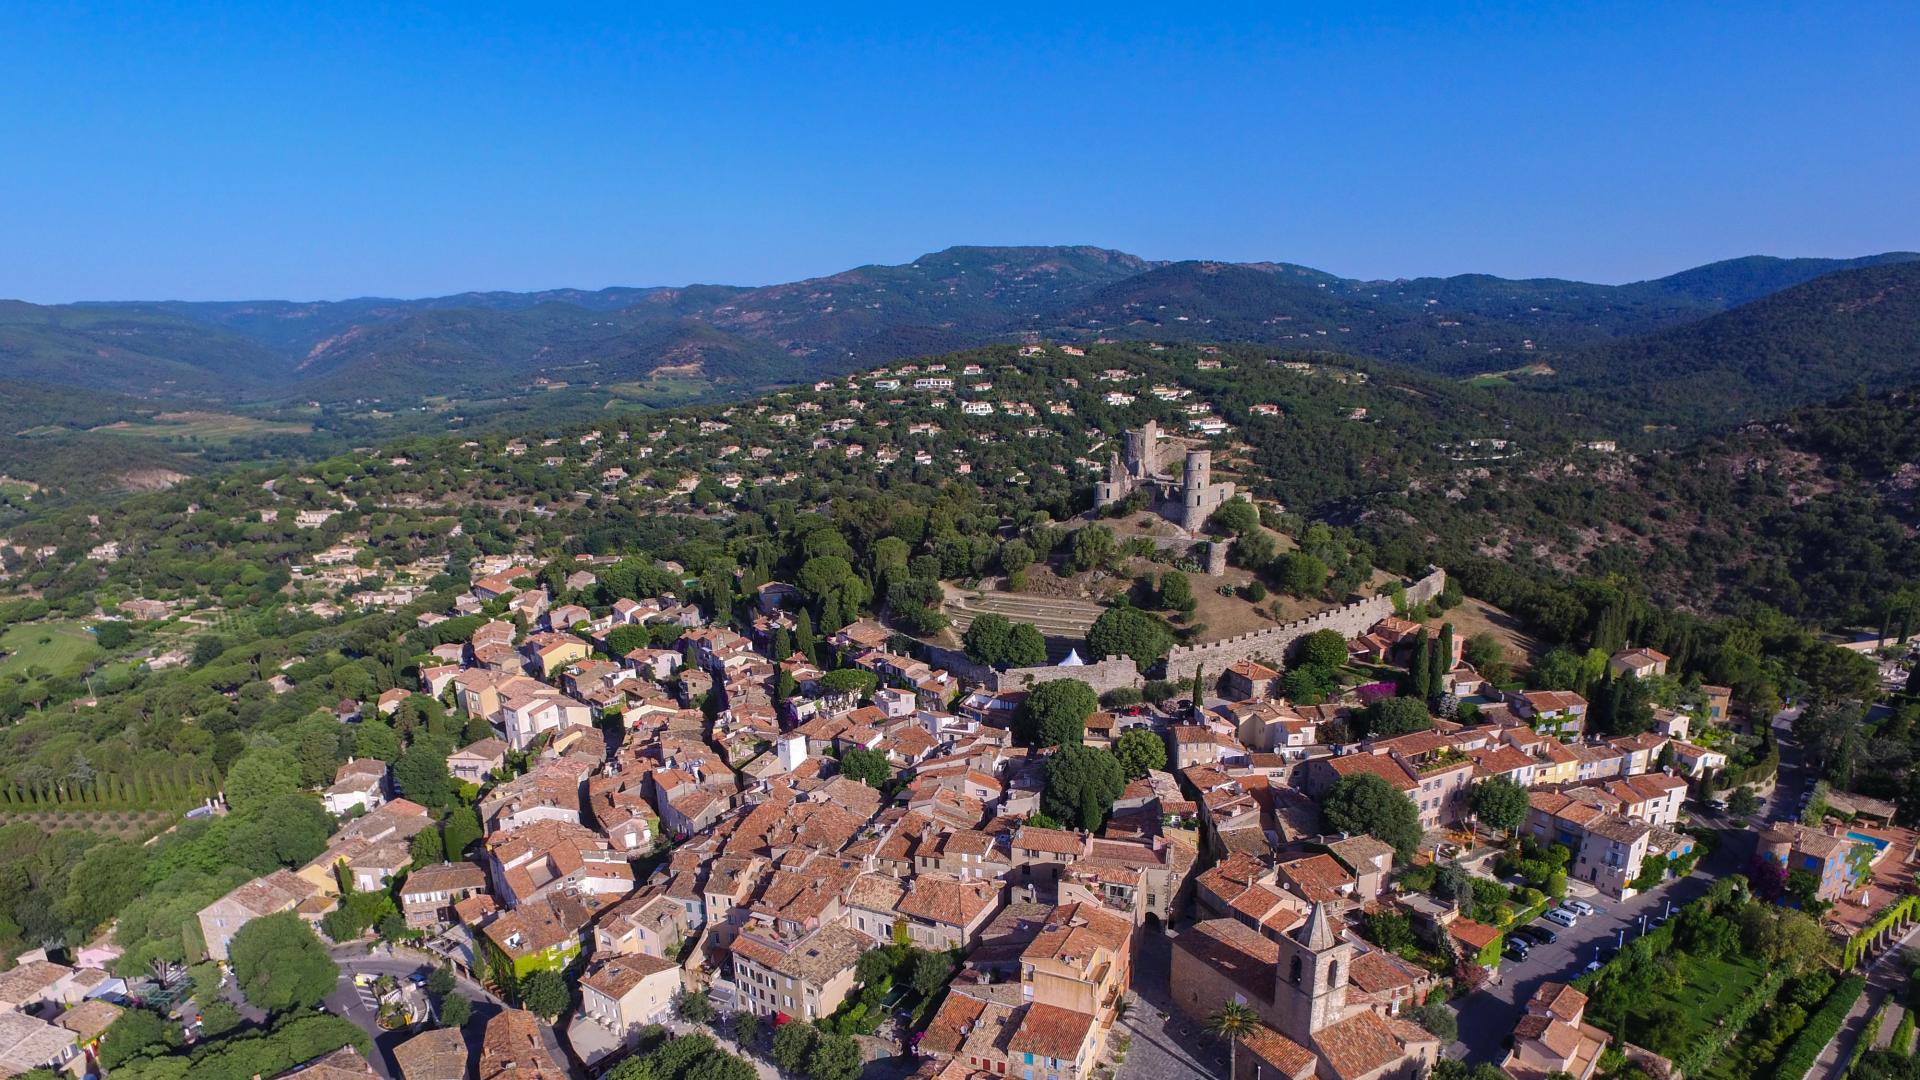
[1889,1009,1916,1056]
[1715,731,1780,790]
[1771,975,1866,1080]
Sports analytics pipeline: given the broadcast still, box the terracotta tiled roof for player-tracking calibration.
[1448,917,1502,951]
[1013,825,1086,855]
[1325,752,1416,791]
[53,999,122,1041]
[1528,980,1587,1023]
[1313,1009,1431,1080]
[845,873,907,912]
[393,1027,470,1080]
[1174,918,1278,1004]
[1242,1023,1318,1078]
[897,875,999,928]
[478,1009,568,1079]
[580,952,678,999]
[1227,658,1280,680]
[1347,949,1418,997]
[1274,853,1354,903]
[1007,1002,1095,1060]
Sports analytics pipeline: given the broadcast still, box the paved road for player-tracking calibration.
[1452,822,1749,1064]
[1812,923,1920,1080]
[1112,924,1229,1080]
[1764,706,1809,823]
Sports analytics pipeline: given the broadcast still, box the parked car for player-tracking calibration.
[1517,924,1560,945]
[1583,959,1604,974]
[1503,939,1531,962]
[1544,908,1579,928]
[1566,899,1597,917]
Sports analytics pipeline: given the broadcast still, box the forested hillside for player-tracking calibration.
[1357,388,1920,630]
[1536,260,1920,430]
[7,247,1920,503]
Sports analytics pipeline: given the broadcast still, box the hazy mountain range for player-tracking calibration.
[3,245,1913,404]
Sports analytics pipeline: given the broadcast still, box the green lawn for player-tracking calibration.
[602,376,719,409]
[87,410,313,443]
[0,621,101,680]
[1619,953,1768,1062]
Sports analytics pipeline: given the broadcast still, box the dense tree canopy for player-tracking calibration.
[1468,777,1530,833]
[1087,607,1175,671]
[1017,679,1098,748]
[1322,774,1423,862]
[229,912,337,1014]
[1043,745,1127,831]
[1361,696,1433,738]
[1113,729,1167,778]
[962,613,1048,669]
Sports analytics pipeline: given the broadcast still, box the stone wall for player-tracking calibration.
[1404,565,1448,607]
[918,642,996,686]
[992,656,1143,695]
[918,641,1144,696]
[1158,566,1447,682]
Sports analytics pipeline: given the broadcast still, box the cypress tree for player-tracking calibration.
[1191,666,1206,708]
[772,626,792,662]
[796,609,817,666]
[1407,628,1430,699]
[1426,637,1444,701]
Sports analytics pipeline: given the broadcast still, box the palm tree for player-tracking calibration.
[1206,1001,1261,1078]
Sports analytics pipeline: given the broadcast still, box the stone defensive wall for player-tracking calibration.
[992,655,1144,695]
[1158,566,1447,682]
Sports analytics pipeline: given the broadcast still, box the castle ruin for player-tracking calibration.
[1094,419,1235,533]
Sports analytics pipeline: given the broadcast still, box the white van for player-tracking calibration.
[1544,908,1578,928]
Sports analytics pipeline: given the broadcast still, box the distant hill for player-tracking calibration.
[1538,260,1920,430]
[18,245,1913,406]
[1629,252,1920,308]
[0,301,280,397]
[5,244,1919,492]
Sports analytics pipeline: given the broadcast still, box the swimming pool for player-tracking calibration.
[1846,830,1890,853]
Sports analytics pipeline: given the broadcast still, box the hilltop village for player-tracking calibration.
[0,342,1914,1080]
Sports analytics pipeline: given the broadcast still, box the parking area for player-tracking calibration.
[1452,824,1748,1064]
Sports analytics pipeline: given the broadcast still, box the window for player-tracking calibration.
[1289,955,1302,985]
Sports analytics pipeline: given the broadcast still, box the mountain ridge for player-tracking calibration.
[12,245,1916,403]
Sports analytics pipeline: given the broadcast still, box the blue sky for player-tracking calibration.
[2,3,1916,301]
